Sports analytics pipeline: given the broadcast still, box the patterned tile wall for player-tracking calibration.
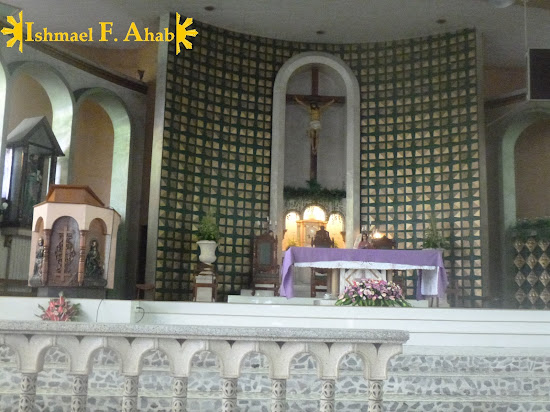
[156,16,481,303]
[513,237,550,309]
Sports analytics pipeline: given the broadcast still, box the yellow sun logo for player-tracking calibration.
[175,13,198,55]
[1,11,24,53]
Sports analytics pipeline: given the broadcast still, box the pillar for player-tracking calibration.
[171,376,188,412]
[368,379,383,412]
[271,378,287,412]
[18,372,37,412]
[320,378,335,412]
[221,377,237,412]
[122,375,138,412]
[70,374,88,412]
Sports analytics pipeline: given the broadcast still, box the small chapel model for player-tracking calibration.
[28,185,120,290]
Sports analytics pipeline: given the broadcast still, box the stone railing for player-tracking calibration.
[0,320,408,412]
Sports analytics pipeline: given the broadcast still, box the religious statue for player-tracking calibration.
[30,237,45,286]
[23,154,43,225]
[83,239,106,287]
[355,232,373,249]
[294,97,334,155]
[311,225,334,248]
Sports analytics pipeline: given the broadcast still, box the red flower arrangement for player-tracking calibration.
[37,292,80,321]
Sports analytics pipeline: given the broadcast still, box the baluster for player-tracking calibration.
[320,378,335,412]
[70,374,88,412]
[368,379,384,412]
[171,376,188,412]
[221,377,237,412]
[18,372,37,412]
[122,375,139,412]
[271,378,287,412]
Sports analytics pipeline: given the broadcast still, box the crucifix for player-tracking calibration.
[54,225,77,284]
[287,66,346,181]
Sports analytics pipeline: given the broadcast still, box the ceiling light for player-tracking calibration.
[488,0,515,8]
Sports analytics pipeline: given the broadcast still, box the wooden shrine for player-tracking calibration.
[28,185,120,290]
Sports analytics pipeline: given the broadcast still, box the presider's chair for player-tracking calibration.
[251,231,280,296]
[310,226,334,297]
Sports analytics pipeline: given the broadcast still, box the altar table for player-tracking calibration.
[280,247,447,299]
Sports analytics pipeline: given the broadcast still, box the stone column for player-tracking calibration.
[71,374,88,412]
[320,378,335,412]
[271,378,286,412]
[122,375,138,412]
[221,377,237,412]
[368,379,383,412]
[18,372,37,412]
[171,376,188,412]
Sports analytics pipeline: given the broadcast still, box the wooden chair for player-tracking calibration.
[310,227,334,297]
[251,231,280,296]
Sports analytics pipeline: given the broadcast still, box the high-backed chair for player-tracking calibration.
[251,231,280,296]
[310,226,334,297]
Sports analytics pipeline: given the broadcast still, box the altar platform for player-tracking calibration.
[0,297,549,411]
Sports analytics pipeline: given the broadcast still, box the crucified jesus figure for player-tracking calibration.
[294,96,334,155]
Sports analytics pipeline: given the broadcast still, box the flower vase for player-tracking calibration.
[197,240,217,264]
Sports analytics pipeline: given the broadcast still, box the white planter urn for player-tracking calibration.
[197,240,218,264]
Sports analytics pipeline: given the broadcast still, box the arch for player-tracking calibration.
[33,216,44,233]
[500,105,550,229]
[271,52,361,248]
[88,217,108,235]
[73,88,132,220]
[8,62,74,184]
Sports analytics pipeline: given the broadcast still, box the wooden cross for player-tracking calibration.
[286,66,346,181]
[54,225,74,283]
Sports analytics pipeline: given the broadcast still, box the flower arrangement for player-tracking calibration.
[37,292,80,321]
[196,208,220,242]
[335,278,411,307]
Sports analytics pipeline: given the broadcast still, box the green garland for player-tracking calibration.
[284,179,345,203]
[508,217,550,241]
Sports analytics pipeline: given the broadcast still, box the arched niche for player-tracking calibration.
[8,62,74,184]
[72,99,114,205]
[271,52,360,249]
[501,105,550,229]
[73,88,132,219]
[513,119,550,219]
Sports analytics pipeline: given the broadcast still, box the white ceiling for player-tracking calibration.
[5,0,550,68]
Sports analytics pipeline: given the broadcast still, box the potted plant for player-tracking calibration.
[196,209,220,264]
[422,212,450,250]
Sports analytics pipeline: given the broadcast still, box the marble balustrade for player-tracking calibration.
[0,320,408,412]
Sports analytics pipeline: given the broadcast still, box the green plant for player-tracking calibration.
[508,217,550,242]
[283,179,346,203]
[422,213,450,249]
[196,209,220,241]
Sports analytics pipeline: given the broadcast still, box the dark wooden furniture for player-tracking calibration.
[310,227,334,297]
[251,231,280,296]
[371,235,404,294]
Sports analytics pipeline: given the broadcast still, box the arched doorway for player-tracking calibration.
[270,52,360,249]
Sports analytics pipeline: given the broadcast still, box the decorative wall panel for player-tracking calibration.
[156,16,481,304]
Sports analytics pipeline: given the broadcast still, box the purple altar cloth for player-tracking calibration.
[279,247,448,299]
